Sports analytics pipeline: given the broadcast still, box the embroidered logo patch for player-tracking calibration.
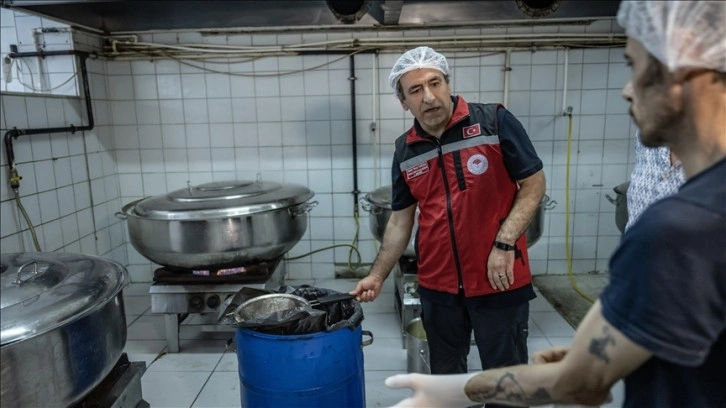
[467,154,488,175]
[463,123,481,138]
[405,162,430,180]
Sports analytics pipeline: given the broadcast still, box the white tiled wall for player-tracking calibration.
[1,7,634,282]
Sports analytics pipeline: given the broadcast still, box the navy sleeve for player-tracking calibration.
[496,108,543,181]
[390,153,417,211]
[600,198,726,366]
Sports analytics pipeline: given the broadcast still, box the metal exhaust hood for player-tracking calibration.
[1,0,621,34]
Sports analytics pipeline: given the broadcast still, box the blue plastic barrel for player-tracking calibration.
[235,325,366,408]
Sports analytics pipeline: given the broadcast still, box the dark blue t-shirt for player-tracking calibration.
[601,158,726,407]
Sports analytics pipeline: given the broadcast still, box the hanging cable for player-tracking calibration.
[564,108,594,304]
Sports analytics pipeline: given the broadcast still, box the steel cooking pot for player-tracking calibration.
[526,194,557,247]
[360,185,418,257]
[0,252,127,408]
[361,186,556,253]
[118,180,317,269]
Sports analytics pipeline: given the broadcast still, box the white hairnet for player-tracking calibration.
[617,0,726,73]
[388,46,451,98]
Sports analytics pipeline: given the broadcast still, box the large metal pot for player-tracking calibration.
[360,185,418,257]
[361,186,556,253]
[118,180,317,269]
[525,194,557,247]
[1,252,128,408]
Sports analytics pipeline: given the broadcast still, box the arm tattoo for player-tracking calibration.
[468,372,552,405]
[588,325,616,363]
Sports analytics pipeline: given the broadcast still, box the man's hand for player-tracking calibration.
[487,247,514,291]
[349,274,384,302]
[385,373,477,408]
[533,346,570,364]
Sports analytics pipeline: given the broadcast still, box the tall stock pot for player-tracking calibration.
[118,180,317,269]
[361,185,556,254]
[0,252,128,408]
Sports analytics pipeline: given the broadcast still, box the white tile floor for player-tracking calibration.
[122,278,624,408]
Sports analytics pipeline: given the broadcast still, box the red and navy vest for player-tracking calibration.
[394,96,533,296]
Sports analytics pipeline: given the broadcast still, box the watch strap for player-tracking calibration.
[493,240,516,251]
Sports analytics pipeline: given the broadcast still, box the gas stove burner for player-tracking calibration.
[153,258,282,284]
[149,257,286,353]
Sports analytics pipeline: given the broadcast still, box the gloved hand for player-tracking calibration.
[385,372,478,408]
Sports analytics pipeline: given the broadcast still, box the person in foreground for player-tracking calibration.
[385,1,726,407]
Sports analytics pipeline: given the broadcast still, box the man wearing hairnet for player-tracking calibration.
[383,1,726,406]
[349,42,547,398]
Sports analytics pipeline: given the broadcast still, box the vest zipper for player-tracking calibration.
[430,136,465,292]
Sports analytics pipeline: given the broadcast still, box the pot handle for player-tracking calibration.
[290,201,318,218]
[115,211,127,220]
[359,198,372,213]
[362,330,374,347]
[13,261,46,285]
[544,198,558,211]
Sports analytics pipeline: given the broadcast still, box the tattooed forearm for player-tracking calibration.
[589,325,616,363]
[466,372,553,405]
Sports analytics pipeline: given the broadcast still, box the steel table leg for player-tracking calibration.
[164,314,180,353]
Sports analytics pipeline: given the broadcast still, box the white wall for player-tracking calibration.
[1,7,635,282]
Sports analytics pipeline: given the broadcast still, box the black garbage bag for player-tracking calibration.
[219,285,364,335]
[290,286,364,333]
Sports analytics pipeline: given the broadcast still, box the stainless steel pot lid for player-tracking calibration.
[0,252,127,345]
[129,180,315,220]
[364,185,393,209]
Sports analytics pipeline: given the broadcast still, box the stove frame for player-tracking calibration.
[392,256,421,348]
[149,261,285,353]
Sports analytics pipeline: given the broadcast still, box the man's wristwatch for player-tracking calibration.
[493,240,516,251]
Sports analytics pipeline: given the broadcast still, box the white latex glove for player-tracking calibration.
[385,372,478,408]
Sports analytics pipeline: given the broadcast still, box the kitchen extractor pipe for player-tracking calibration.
[3,49,94,252]
[3,49,94,191]
[349,54,360,219]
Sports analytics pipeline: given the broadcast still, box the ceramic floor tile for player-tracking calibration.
[365,370,413,408]
[126,315,166,340]
[125,314,143,327]
[141,370,210,407]
[528,316,546,337]
[148,352,223,372]
[124,282,152,296]
[192,371,240,408]
[124,340,167,366]
[530,293,557,312]
[361,312,401,339]
[216,352,238,372]
[178,339,231,353]
[123,295,150,316]
[546,336,575,347]
[531,311,577,337]
[362,337,407,371]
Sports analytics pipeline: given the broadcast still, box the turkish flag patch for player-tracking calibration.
[463,123,481,138]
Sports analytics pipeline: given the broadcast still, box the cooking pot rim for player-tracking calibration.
[0,252,127,346]
[123,180,314,221]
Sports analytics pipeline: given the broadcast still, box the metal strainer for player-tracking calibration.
[231,293,310,323]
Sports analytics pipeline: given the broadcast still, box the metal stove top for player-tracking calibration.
[149,259,286,353]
